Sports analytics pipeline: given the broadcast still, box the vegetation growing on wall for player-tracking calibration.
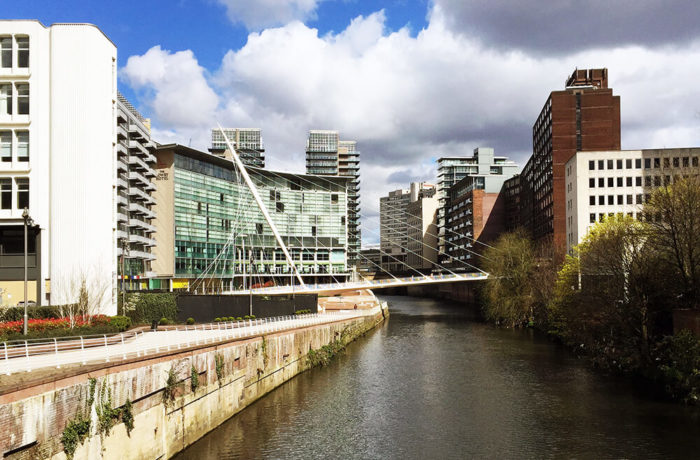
[163,367,177,406]
[190,365,199,392]
[215,353,225,386]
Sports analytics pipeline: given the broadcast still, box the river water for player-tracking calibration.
[176,295,700,459]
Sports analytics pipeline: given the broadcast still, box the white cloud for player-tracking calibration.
[120,45,218,143]
[216,0,320,30]
[121,10,700,245]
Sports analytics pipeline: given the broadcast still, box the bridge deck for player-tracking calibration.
[223,273,487,296]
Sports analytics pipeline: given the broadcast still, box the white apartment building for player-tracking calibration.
[406,183,439,271]
[565,148,700,254]
[0,20,123,314]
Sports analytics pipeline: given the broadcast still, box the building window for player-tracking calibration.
[626,195,633,204]
[0,84,11,115]
[608,195,614,205]
[644,158,651,169]
[598,160,604,170]
[589,160,595,170]
[256,222,263,234]
[17,131,28,162]
[654,158,660,168]
[16,84,29,115]
[276,201,284,212]
[626,159,632,169]
[673,157,679,168]
[635,177,642,186]
[626,177,632,187]
[0,178,10,209]
[590,213,596,223]
[636,194,643,204]
[598,178,604,187]
[0,37,10,68]
[590,196,595,205]
[16,36,28,68]
[617,195,623,205]
[663,158,670,168]
[617,177,623,187]
[311,226,317,236]
[683,157,689,167]
[608,177,614,187]
[635,159,641,168]
[0,131,10,162]
[607,160,613,170]
[617,159,623,169]
[16,178,28,209]
[589,178,595,188]
[693,157,699,167]
[598,196,605,205]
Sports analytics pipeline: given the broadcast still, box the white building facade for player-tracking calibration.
[0,21,119,314]
[565,148,700,254]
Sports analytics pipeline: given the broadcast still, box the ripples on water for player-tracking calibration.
[176,296,700,459]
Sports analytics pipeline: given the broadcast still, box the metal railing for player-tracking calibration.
[2,306,383,376]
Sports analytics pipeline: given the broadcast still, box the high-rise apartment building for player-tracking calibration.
[306,130,361,265]
[116,93,158,288]
[210,128,265,168]
[436,148,519,262]
[406,183,439,271]
[0,21,120,313]
[517,68,621,249]
[380,182,436,273]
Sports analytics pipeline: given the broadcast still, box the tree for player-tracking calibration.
[482,230,538,327]
[550,215,675,370]
[644,176,700,308]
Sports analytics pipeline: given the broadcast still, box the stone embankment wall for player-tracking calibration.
[0,308,386,459]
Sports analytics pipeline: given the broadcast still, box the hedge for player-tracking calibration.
[121,293,178,324]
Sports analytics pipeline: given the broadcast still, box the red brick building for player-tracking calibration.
[510,68,621,250]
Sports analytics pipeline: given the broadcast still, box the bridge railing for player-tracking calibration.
[2,306,383,377]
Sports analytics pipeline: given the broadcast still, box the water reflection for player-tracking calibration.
[176,296,700,459]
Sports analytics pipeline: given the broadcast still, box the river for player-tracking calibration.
[176,295,700,459]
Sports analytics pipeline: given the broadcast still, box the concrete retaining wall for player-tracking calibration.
[0,308,386,459]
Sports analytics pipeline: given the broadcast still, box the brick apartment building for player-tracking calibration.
[507,68,621,250]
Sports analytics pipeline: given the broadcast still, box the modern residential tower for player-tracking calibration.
[210,128,265,168]
[305,130,361,265]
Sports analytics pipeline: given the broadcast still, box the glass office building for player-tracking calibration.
[153,144,350,291]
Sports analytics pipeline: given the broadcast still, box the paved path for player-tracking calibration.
[2,308,382,376]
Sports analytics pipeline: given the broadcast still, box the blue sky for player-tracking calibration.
[5,0,700,245]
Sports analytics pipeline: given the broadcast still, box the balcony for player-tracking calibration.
[128,122,149,140]
[117,124,128,139]
[128,155,156,176]
[129,233,157,247]
[129,202,156,219]
[129,187,156,204]
[127,249,156,260]
[129,218,156,233]
[128,139,149,156]
[117,211,129,223]
[116,229,128,240]
[128,170,154,189]
[117,160,128,172]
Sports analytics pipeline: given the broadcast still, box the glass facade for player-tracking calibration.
[172,153,349,280]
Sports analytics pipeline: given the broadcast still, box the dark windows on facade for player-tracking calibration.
[0,178,10,209]
[0,37,10,68]
[16,83,28,115]
[16,36,28,68]
[16,177,28,209]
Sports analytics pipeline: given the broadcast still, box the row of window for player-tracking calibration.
[0,177,29,210]
[588,156,700,171]
[589,212,638,224]
[589,176,642,188]
[0,36,29,69]
[589,193,650,206]
[0,130,29,162]
[0,83,29,115]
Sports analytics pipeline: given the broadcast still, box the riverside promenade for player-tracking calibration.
[0,296,388,460]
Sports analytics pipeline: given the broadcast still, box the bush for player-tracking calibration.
[124,293,178,325]
[250,315,256,319]
[214,317,221,322]
[236,317,243,321]
[186,317,195,325]
[110,316,131,332]
[228,316,236,321]
[295,309,311,315]
[243,315,250,320]
[159,317,169,326]
[651,330,700,404]
[0,305,61,322]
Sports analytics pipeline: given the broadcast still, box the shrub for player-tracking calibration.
[215,353,225,385]
[122,398,134,437]
[163,367,177,406]
[295,309,311,315]
[250,315,256,319]
[110,316,131,332]
[236,317,243,321]
[228,316,236,322]
[0,305,61,322]
[124,293,178,324]
[243,315,251,320]
[651,330,700,404]
[214,317,221,322]
[159,317,169,326]
[61,412,91,460]
[186,317,195,325]
[190,365,199,392]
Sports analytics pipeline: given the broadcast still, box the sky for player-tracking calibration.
[6,0,700,246]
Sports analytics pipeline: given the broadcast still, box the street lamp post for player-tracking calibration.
[22,208,33,336]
